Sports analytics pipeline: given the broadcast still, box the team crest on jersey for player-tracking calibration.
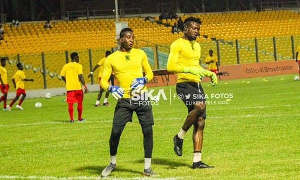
[125,55,130,60]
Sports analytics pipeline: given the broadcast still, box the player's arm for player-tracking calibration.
[60,66,66,83]
[100,60,113,91]
[296,51,299,62]
[101,59,123,99]
[12,78,16,88]
[167,43,184,73]
[61,76,66,83]
[79,74,88,93]
[77,65,88,92]
[0,74,4,88]
[131,52,153,92]
[88,64,100,78]
[167,43,214,78]
[23,78,34,82]
[142,54,153,82]
[205,57,213,64]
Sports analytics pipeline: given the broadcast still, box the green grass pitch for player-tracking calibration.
[0,74,299,179]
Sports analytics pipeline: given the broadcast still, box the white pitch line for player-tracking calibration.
[0,175,186,180]
[0,113,296,128]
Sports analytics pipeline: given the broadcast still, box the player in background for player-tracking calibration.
[88,50,113,107]
[205,50,218,74]
[167,17,217,169]
[100,28,155,177]
[7,63,34,111]
[60,52,88,123]
[295,45,300,76]
[0,57,9,111]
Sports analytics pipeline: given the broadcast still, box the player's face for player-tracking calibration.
[74,56,79,63]
[185,21,200,41]
[1,60,6,67]
[120,31,134,51]
[18,64,23,70]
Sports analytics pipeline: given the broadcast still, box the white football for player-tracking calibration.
[35,102,42,108]
[294,76,299,81]
[45,92,51,99]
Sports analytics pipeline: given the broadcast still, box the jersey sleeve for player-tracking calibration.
[77,64,83,75]
[60,65,66,76]
[100,58,113,91]
[97,58,105,66]
[205,56,209,63]
[167,42,184,73]
[21,71,26,79]
[141,51,153,81]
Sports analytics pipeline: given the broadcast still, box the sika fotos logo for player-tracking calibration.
[175,92,233,105]
[130,89,233,106]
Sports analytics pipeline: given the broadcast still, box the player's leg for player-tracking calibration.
[174,82,206,156]
[9,88,22,110]
[95,77,103,107]
[192,117,209,168]
[136,102,155,176]
[67,91,76,122]
[68,103,74,122]
[103,75,113,106]
[3,85,8,109]
[1,93,7,110]
[95,88,104,107]
[8,95,19,110]
[102,99,133,177]
[298,61,300,76]
[75,90,85,122]
[0,85,8,110]
[17,93,26,106]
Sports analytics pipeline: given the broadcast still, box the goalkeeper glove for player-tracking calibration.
[183,67,207,78]
[211,72,218,85]
[108,86,124,99]
[131,77,148,93]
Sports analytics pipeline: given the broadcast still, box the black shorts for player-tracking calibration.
[176,82,206,119]
[113,98,154,126]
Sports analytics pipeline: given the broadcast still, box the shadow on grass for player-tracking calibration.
[136,158,190,169]
[75,165,141,175]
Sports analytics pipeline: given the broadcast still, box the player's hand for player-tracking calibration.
[211,72,218,85]
[83,84,88,93]
[87,72,93,78]
[108,85,124,99]
[131,77,148,93]
[183,67,206,78]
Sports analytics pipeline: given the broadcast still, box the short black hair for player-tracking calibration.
[105,51,111,56]
[1,57,8,62]
[184,17,201,25]
[120,28,133,38]
[17,62,22,68]
[70,52,78,60]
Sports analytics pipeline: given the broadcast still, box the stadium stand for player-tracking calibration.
[1,10,300,89]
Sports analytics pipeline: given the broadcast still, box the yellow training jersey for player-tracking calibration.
[0,66,8,84]
[167,38,202,83]
[97,57,106,78]
[13,70,26,89]
[101,48,153,98]
[297,46,300,53]
[60,62,83,91]
[205,55,218,70]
